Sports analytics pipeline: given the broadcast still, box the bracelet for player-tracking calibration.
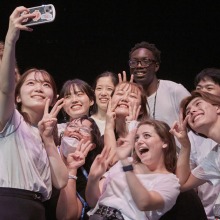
[122,164,133,172]
[68,174,78,180]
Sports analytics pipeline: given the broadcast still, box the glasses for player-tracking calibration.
[129,59,156,68]
[66,123,92,136]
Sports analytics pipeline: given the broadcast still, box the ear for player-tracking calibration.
[155,63,160,73]
[216,105,220,114]
[16,95,21,103]
[162,143,168,149]
[89,99,94,107]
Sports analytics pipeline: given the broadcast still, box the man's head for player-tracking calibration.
[195,68,220,96]
[129,41,160,86]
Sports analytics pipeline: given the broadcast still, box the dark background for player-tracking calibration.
[1,1,220,92]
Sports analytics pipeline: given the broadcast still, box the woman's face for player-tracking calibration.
[185,97,219,135]
[16,71,54,112]
[64,118,93,143]
[111,83,141,117]
[95,76,115,111]
[135,124,166,167]
[63,85,94,119]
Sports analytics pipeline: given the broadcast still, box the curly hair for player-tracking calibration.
[129,41,161,64]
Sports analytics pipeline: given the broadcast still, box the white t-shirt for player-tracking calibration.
[192,144,220,186]
[0,109,51,200]
[92,161,180,220]
[147,80,190,149]
[90,116,105,136]
[189,131,220,219]
[147,80,190,127]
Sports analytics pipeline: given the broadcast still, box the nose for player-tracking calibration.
[100,88,107,96]
[120,93,128,102]
[137,60,142,67]
[34,83,43,92]
[70,94,79,102]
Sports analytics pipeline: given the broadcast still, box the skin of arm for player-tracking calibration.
[170,117,206,191]
[57,140,93,220]
[121,159,165,211]
[104,98,118,165]
[38,99,68,189]
[117,131,165,211]
[85,147,112,207]
[0,7,34,131]
[56,167,82,220]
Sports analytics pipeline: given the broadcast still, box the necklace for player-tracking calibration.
[152,80,160,119]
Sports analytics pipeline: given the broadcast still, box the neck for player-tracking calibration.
[143,77,160,97]
[204,120,220,144]
[92,108,106,120]
[21,107,43,126]
[115,116,127,138]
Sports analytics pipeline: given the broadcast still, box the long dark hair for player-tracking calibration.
[59,79,95,121]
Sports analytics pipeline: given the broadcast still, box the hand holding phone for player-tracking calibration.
[22,4,56,26]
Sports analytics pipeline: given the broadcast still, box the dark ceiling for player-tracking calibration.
[1,1,220,92]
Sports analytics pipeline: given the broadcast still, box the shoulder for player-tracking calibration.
[159,80,190,97]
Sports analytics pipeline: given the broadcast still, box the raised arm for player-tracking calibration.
[170,117,205,191]
[57,140,92,220]
[38,98,68,189]
[85,147,113,207]
[116,130,165,210]
[0,7,34,130]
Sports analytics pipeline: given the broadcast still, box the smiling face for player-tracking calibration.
[130,48,159,86]
[16,71,54,113]
[185,97,219,135]
[95,76,115,112]
[134,124,167,169]
[63,85,94,119]
[64,118,93,143]
[111,82,142,118]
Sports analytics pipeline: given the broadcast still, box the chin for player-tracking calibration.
[115,110,128,118]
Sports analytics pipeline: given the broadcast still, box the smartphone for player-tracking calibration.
[22,4,56,26]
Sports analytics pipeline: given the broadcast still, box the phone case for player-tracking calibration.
[23,4,56,26]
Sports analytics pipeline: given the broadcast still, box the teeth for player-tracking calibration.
[118,104,128,108]
[136,72,145,76]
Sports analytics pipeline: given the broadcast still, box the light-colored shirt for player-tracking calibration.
[0,109,52,200]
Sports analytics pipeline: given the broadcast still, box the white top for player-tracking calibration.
[0,109,51,200]
[192,144,220,186]
[92,161,180,220]
[147,80,190,127]
[90,116,105,136]
[189,131,220,219]
[147,80,190,149]
[58,122,67,136]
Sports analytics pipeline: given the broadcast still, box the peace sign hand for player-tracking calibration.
[170,115,190,148]
[118,71,134,83]
[65,139,93,170]
[105,97,117,130]
[38,98,64,139]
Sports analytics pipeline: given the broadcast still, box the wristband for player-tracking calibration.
[68,174,78,180]
[122,164,133,172]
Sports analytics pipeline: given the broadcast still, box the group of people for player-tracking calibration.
[0,6,220,220]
